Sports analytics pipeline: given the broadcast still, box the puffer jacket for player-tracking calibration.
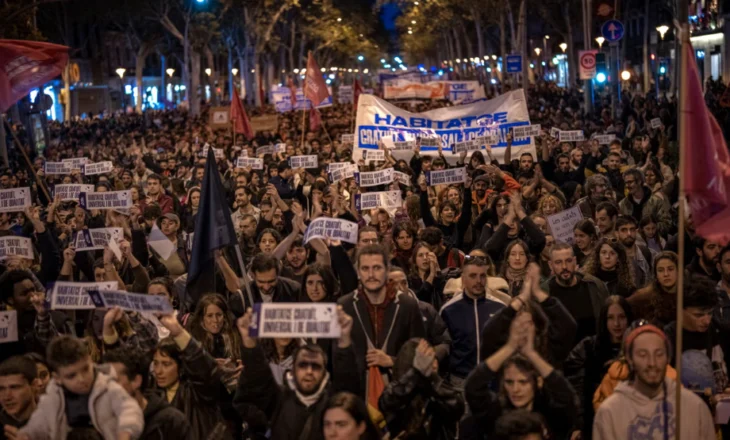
[618,186,672,235]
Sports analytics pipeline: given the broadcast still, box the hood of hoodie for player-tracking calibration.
[285,370,330,408]
[613,377,677,405]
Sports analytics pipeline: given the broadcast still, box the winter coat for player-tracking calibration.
[19,365,144,440]
[541,273,610,327]
[378,369,464,440]
[140,391,192,440]
[233,343,361,440]
[618,186,672,236]
[592,361,677,410]
[593,378,714,440]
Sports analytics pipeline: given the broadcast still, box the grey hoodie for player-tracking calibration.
[593,377,714,440]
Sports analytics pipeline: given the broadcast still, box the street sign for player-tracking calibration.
[506,54,522,74]
[579,50,597,80]
[601,20,624,42]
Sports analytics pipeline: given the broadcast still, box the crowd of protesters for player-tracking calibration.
[0,79,728,440]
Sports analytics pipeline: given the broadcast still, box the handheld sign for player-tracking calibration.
[355,168,394,187]
[650,118,662,129]
[303,217,359,245]
[392,140,415,151]
[78,190,132,210]
[0,311,18,344]
[87,289,174,314]
[328,164,357,183]
[53,184,95,201]
[593,134,616,145]
[249,303,341,339]
[202,145,225,160]
[354,190,402,211]
[256,145,276,156]
[363,149,385,162]
[0,188,31,213]
[83,161,114,176]
[419,136,442,149]
[425,167,467,186]
[0,236,32,260]
[549,127,561,139]
[546,207,584,245]
[62,157,89,170]
[559,130,585,142]
[75,228,123,252]
[475,134,499,146]
[452,139,481,155]
[328,162,352,172]
[512,124,541,139]
[340,134,355,144]
[236,157,264,170]
[393,171,411,187]
[45,161,73,175]
[289,155,319,169]
[49,281,119,310]
[275,143,287,152]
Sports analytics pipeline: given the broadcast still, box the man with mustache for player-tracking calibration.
[541,242,609,345]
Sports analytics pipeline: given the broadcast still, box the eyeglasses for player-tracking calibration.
[296,361,324,372]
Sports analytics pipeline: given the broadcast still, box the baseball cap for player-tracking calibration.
[162,213,180,223]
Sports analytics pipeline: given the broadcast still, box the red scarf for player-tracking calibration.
[359,282,397,344]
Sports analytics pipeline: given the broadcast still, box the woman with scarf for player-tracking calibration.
[499,240,531,297]
[582,238,636,298]
[627,251,679,328]
[391,223,416,270]
[573,220,598,268]
[564,296,634,440]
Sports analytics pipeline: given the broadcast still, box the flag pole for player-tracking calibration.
[3,119,54,204]
[676,0,689,436]
[318,108,335,146]
[300,108,306,150]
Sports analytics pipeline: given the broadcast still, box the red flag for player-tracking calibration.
[230,87,253,140]
[304,52,330,107]
[682,42,730,244]
[287,77,297,108]
[353,79,364,111]
[0,40,69,112]
[309,107,321,132]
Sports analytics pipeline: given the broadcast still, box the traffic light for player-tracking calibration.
[595,53,607,84]
[658,59,668,76]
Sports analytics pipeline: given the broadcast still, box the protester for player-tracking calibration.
[0,357,38,440]
[627,251,679,327]
[582,237,636,298]
[573,219,598,267]
[322,392,381,440]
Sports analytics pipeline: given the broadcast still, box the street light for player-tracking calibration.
[336,17,342,22]
[559,43,568,52]
[231,68,238,76]
[115,68,126,110]
[595,36,605,49]
[656,25,669,40]
[357,55,364,61]
[166,68,175,78]
[545,35,550,40]
[205,68,212,76]
[621,70,631,81]
[534,48,542,56]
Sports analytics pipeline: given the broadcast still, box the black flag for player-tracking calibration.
[186,148,237,305]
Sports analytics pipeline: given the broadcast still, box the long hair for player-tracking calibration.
[488,194,511,226]
[595,295,634,357]
[537,194,564,216]
[187,294,242,362]
[261,338,299,365]
[409,242,433,280]
[650,251,678,292]
[498,355,541,409]
[391,222,417,251]
[301,263,340,301]
[583,238,635,291]
[321,392,382,440]
[500,239,531,276]
[405,194,421,226]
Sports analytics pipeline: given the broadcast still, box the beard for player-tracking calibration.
[476,189,486,199]
[702,254,718,269]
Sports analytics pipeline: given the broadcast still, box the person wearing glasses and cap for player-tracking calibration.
[593,322,714,440]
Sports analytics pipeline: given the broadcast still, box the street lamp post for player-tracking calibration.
[534,47,542,79]
[559,43,569,87]
[115,68,126,111]
[656,25,669,94]
[166,69,175,105]
[595,36,606,51]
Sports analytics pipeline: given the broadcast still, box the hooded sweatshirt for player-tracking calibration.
[593,378,714,440]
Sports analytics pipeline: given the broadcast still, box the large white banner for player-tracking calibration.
[353,90,534,164]
[383,80,485,103]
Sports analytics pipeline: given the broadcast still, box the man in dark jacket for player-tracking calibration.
[229,253,301,317]
[233,307,360,440]
[440,256,504,389]
[338,245,426,395]
[104,348,192,440]
[270,161,297,199]
[0,356,37,440]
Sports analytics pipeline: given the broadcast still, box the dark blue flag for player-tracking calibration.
[186,148,237,305]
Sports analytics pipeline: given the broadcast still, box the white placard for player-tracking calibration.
[549,127,561,138]
[425,167,467,186]
[512,124,541,138]
[559,130,585,142]
[363,149,386,162]
[236,157,264,170]
[341,134,355,143]
[74,227,124,251]
[45,161,72,175]
[0,188,31,213]
[148,223,175,260]
[392,140,415,151]
[328,162,352,172]
[354,190,402,211]
[547,206,585,245]
[202,145,225,160]
[394,171,411,186]
[356,168,394,187]
[328,164,358,183]
[62,157,89,170]
[0,311,18,343]
[419,136,442,148]
[249,303,341,339]
[593,134,617,145]
[452,140,480,155]
[0,236,32,260]
[49,281,119,310]
[78,190,132,210]
[475,134,499,146]
[289,155,319,169]
[303,217,359,245]
[53,184,95,201]
[83,161,114,176]
[275,143,287,152]
[87,289,174,314]
[650,118,663,129]
[256,145,276,156]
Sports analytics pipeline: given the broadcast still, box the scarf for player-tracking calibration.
[504,266,528,284]
[360,282,398,344]
[286,370,330,408]
[392,247,414,268]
